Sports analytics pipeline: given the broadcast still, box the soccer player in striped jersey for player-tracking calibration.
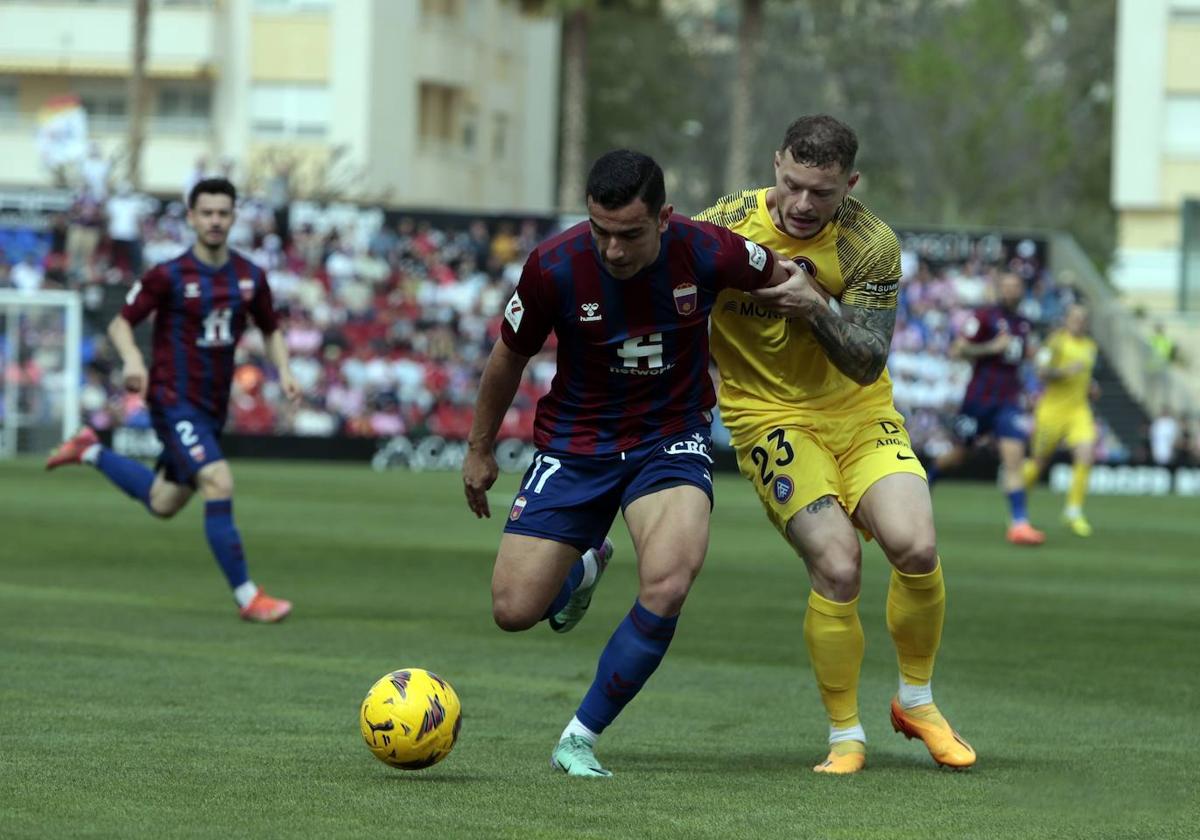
[47,178,296,623]
[462,150,805,777]
[946,272,1045,546]
[696,115,975,773]
[1023,303,1099,536]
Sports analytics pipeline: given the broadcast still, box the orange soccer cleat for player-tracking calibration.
[812,740,866,774]
[1006,521,1045,546]
[45,426,99,470]
[890,697,976,769]
[240,590,292,623]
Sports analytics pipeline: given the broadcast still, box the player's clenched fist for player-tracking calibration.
[122,359,148,397]
[462,446,498,519]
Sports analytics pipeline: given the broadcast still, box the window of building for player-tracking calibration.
[0,81,17,115]
[460,103,478,152]
[1165,96,1200,157]
[250,83,329,138]
[157,86,211,119]
[418,83,460,148]
[492,112,508,161]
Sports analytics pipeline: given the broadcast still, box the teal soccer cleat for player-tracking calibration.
[551,735,612,778]
[548,538,613,634]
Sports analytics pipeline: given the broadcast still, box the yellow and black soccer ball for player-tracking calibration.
[359,668,462,770]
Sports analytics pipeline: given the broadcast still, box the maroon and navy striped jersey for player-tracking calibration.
[501,215,776,454]
[121,249,279,422]
[961,305,1033,407]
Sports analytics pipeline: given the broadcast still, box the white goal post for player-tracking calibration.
[0,289,82,458]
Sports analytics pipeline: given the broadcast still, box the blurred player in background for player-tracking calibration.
[942,271,1044,546]
[463,150,804,777]
[1023,303,1098,536]
[697,115,974,773]
[46,178,297,623]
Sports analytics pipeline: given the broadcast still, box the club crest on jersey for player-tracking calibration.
[580,302,602,322]
[239,278,256,302]
[189,444,207,463]
[673,282,698,316]
[510,495,527,521]
[795,256,817,278]
[773,476,794,504]
[504,292,524,331]
[183,281,201,299]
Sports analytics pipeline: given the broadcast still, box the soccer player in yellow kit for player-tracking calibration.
[696,115,974,773]
[1024,303,1098,536]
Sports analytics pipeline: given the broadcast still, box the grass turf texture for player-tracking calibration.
[1,458,1196,839]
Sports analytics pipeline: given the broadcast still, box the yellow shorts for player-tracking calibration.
[1032,403,1095,456]
[731,408,927,538]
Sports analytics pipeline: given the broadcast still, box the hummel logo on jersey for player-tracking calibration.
[184,282,201,299]
[580,302,602,322]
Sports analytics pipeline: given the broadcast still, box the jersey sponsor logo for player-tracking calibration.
[184,281,201,299]
[737,300,786,320]
[795,256,817,278]
[862,279,897,294]
[773,475,794,504]
[744,239,767,272]
[509,495,527,521]
[673,282,698,315]
[238,278,256,302]
[664,432,713,463]
[504,292,524,331]
[614,333,667,374]
[580,302,602,322]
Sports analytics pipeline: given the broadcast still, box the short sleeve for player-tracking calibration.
[840,232,901,310]
[120,265,170,327]
[707,225,776,293]
[249,270,279,334]
[500,252,555,357]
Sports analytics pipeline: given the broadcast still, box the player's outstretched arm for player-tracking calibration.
[264,329,301,402]
[463,341,531,519]
[107,315,148,397]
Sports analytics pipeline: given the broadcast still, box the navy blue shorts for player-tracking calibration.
[151,403,226,486]
[503,428,715,552]
[954,400,1031,444]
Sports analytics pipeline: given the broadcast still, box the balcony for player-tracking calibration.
[0,1,218,78]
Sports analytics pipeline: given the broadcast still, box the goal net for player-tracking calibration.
[0,289,82,458]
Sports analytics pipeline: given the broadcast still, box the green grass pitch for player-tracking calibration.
[1,458,1196,839]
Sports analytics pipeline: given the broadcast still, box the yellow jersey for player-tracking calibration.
[695,189,902,430]
[1039,330,1096,409]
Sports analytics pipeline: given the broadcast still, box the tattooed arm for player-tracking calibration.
[749,269,896,385]
[803,301,896,386]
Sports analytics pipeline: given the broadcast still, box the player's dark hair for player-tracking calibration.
[585,150,665,216]
[780,115,858,173]
[188,177,237,210]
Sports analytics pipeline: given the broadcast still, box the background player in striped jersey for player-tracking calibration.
[47,178,297,623]
[462,150,804,777]
[696,115,975,774]
[1023,303,1099,536]
[942,271,1045,546]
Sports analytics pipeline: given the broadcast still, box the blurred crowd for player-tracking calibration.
[3,168,1199,466]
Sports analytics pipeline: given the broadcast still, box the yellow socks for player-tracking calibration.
[804,591,864,729]
[1066,462,1090,513]
[886,561,945,688]
[1022,459,1040,489]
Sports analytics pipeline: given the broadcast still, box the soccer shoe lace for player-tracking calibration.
[812,739,866,774]
[1006,521,1045,546]
[1063,514,1092,537]
[890,697,976,769]
[550,735,612,778]
[239,591,292,623]
[549,538,613,634]
[45,427,99,470]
